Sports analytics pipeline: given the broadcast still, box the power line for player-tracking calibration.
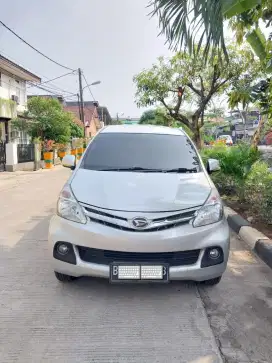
[28,80,75,96]
[63,93,78,99]
[0,71,65,98]
[27,70,77,95]
[0,20,75,71]
[27,71,75,88]
[28,82,63,94]
[28,83,65,96]
[82,73,96,101]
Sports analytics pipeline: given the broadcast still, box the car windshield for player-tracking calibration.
[80,132,201,172]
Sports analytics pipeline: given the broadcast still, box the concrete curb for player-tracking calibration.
[225,207,272,269]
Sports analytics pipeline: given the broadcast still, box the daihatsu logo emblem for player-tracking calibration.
[131,217,149,229]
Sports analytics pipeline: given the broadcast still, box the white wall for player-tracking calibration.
[0,71,27,112]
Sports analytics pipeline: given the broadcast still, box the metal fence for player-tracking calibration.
[17,144,35,163]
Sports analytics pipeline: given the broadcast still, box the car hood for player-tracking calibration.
[71,169,211,212]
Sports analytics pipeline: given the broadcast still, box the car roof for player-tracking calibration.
[101,124,185,136]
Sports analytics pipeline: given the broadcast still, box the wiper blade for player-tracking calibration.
[162,168,198,173]
[99,167,161,172]
[99,167,198,173]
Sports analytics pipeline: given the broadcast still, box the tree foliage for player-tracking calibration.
[134,45,259,147]
[69,119,84,138]
[139,108,172,126]
[139,108,194,137]
[150,0,272,64]
[13,97,75,143]
[139,109,156,124]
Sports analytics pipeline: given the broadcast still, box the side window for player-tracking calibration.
[16,87,21,103]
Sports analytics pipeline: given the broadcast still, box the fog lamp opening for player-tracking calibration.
[209,248,220,259]
[57,243,70,255]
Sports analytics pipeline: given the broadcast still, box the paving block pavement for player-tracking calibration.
[0,168,272,362]
[0,167,223,363]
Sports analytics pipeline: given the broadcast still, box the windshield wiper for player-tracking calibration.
[98,167,162,172]
[98,167,198,173]
[162,167,198,173]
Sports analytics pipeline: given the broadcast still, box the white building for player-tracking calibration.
[0,54,41,171]
[0,54,41,143]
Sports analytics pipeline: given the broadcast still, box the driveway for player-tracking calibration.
[0,167,271,363]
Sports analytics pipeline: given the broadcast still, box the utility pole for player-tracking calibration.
[77,93,82,121]
[78,68,84,127]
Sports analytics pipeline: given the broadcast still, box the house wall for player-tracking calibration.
[64,104,100,137]
[0,71,27,113]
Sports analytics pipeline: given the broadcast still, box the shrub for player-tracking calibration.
[245,161,272,224]
[201,144,228,165]
[200,143,260,198]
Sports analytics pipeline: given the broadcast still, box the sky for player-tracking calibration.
[0,0,172,118]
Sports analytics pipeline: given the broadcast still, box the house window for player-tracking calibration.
[16,87,21,103]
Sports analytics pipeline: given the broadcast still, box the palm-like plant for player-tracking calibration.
[149,0,271,61]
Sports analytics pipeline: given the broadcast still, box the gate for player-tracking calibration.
[0,140,6,171]
[17,144,35,163]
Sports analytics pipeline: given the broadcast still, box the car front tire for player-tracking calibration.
[54,271,76,282]
[202,276,222,286]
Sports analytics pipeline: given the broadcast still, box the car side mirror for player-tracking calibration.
[207,158,220,174]
[62,155,76,170]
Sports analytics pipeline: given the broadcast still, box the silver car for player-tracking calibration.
[49,125,230,285]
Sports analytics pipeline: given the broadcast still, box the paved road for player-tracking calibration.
[0,168,271,363]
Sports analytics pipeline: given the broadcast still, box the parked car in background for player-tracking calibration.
[217,135,233,146]
[49,125,230,286]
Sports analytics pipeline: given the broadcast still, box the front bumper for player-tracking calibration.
[48,215,230,282]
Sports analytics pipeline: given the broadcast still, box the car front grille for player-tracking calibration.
[80,204,199,232]
[77,247,200,267]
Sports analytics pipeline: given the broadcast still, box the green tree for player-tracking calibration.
[140,108,194,137]
[139,109,156,124]
[139,108,172,126]
[149,0,272,64]
[134,45,258,148]
[13,97,73,143]
[69,119,84,138]
[228,74,258,135]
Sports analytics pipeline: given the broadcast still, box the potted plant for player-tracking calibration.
[56,143,68,160]
[70,138,77,158]
[75,138,84,160]
[42,140,55,169]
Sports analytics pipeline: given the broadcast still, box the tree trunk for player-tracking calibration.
[251,116,265,150]
[192,115,202,149]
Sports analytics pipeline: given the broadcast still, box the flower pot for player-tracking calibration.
[43,151,54,169]
[58,151,67,160]
[77,147,84,160]
[71,149,77,157]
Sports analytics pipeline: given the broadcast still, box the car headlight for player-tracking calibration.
[57,184,87,224]
[193,190,223,228]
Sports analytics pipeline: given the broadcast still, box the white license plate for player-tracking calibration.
[110,263,169,282]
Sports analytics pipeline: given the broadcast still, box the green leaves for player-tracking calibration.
[134,44,258,111]
[201,142,260,198]
[223,0,261,19]
[25,97,73,143]
[245,161,272,223]
[246,27,267,61]
[150,0,269,63]
[149,0,226,60]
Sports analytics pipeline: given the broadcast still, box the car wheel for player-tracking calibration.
[202,276,222,286]
[54,271,76,282]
